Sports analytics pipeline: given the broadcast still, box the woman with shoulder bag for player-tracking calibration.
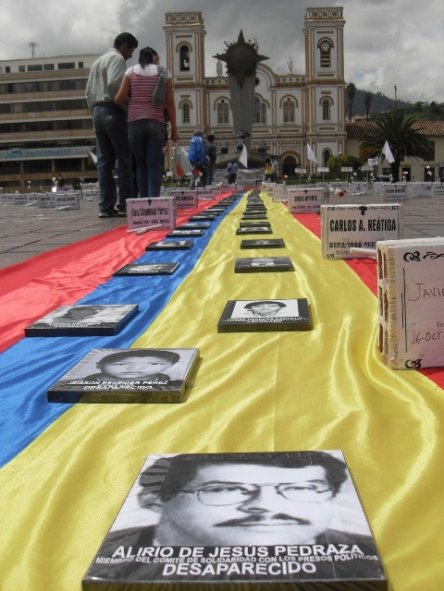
[114,47,178,197]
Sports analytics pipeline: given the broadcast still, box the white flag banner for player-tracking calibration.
[89,151,98,165]
[368,156,380,167]
[306,143,318,164]
[238,144,248,168]
[382,141,395,164]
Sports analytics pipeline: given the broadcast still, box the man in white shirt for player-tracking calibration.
[86,32,138,217]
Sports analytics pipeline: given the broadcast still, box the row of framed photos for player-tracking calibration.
[25,192,311,404]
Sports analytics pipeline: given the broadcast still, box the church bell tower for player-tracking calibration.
[164,12,207,130]
[304,7,347,166]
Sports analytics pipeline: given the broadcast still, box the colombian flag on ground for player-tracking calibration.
[1,191,444,591]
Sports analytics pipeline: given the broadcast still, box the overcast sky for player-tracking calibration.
[1,0,443,104]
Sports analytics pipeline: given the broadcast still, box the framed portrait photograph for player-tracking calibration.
[48,347,200,403]
[218,298,311,331]
[236,227,273,235]
[189,214,218,221]
[239,221,272,229]
[24,304,138,337]
[167,229,205,237]
[234,257,294,272]
[113,263,179,276]
[245,206,267,213]
[179,222,212,230]
[240,239,285,249]
[241,213,269,220]
[146,240,193,251]
[82,450,387,590]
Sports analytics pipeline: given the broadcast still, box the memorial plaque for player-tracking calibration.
[179,222,211,230]
[194,191,215,200]
[432,183,444,197]
[287,188,326,214]
[241,213,268,220]
[25,304,138,337]
[236,226,273,235]
[321,204,402,259]
[55,192,80,210]
[82,450,387,590]
[381,184,407,202]
[189,214,218,221]
[245,206,267,212]
[407,182,433,197]
[207,207,228,213]
[113,263,179,276]
[239,221,271,228]
[240,238,285,249]
[271,186,287,202]
[146,240,193,251]
[218,298,311,332]
[350,181,368,194]
[377,237,444,369]
[167,229,205,237]
[127,197,176,231]
[48,347,200,403]
[235,256,294,272]
[38,193,56,208]
[169,190,198,209]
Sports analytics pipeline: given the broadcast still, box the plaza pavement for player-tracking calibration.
[0,197,125,269]
[0,190,444,270]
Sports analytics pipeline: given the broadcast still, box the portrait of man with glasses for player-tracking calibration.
[85,451,386,586]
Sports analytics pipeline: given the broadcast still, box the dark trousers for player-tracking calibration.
[93,104,134,213]
[128,119,165,198]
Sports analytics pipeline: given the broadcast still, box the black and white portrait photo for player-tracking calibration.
[230,299,299,319]
[48,348,200,403]
[147,240,192,250]
[235,257,294,272]
[217,299,311,332]
[114,263,179,275]
[240,239,285,249]
[83,451,386,587]
[25,305,138,336]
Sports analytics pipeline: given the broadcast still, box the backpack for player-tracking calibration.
[188,136,206,167]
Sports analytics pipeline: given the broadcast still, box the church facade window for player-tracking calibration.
[179,45,190,71]
[216,99,229,125]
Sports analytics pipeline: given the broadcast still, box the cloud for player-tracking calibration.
[0,0,443,102]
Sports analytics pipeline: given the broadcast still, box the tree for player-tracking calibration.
[345,82,356,120]
[359,110,434,182]
[327,154,361,178]
[363,92,372,120]
[414,101,424,112]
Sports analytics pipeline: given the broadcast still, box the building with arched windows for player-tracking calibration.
[0,6,440,190]
[164,7,347,175]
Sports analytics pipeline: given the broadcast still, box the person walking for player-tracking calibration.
[263,158,272,182]
[271,157,279,183]
[205,134,217,185]
[226,160,238,184]
[86,32,138,217]
[187,130,207,189]
[114,47,178,198]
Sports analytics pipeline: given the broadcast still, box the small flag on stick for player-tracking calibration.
[238,144,248,168]
[382,141,395,164]
[306,143,318,164]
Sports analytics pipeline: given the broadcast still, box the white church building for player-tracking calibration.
[164,7,347,176]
